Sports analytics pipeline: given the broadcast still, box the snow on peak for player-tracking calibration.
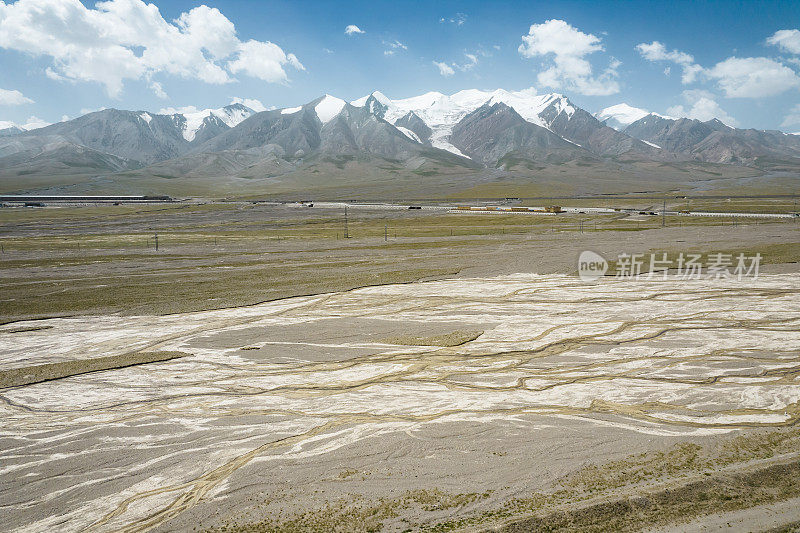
[217,104,253,128]
[488,91,574,125]
[706,118,734,129]
[315,94,346,124]
[350,87,575,156]
[395,126,421,143]
[596,103,650,128]
[352,91,392,108]
[138,112,152,125]
[161,104,256,141]
[281,106,302,115]
[370,91,391,106]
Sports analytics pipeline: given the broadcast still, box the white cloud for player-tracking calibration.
[433,61,454,77]
[0,88,34,105]
[382,40,407,56]
[462,53,478,70]
[666,90,737,126]
[0,0,303,97]
[384,40,407,51]
[344,25,364,35]
[79,106,106,115]
[158,105,200,115]
[24,116,49,129]
[635,41,692,64]
[149,81,167,99]
[518,19,620,96]
[230,97,267,112]
[431,53,478,76]
[781,103,800,127]
[439,13,467,26]
[706,56,800,97]
[0,115,49,130]
[637,38,800,98]
[228,40,304,83]
[635,41,702,83]
[767,29,800,55]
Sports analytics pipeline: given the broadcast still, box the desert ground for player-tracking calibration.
[1,201,799,532]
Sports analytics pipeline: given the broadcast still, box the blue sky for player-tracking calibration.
[1,0,800,130]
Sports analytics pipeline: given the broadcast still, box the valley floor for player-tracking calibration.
[1,203,799,532]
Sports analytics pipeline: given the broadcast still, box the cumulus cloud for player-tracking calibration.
[767,29,800,55]
[706,56,800,97]
[637,38,800,98]
[666,89,738,126]
[79,106,106,115]
[157,104,200,115]
[0,88,34,105]
[0,0,304,97]
[228,40,304,82]
[518,19,620,96]
[635,41,703,83]
[0,115,49,130]
[344,24,364,35]
[230,97,267,112]
[433,61,454,77]
[781,103,800,127]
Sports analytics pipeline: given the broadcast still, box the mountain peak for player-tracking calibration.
[596,103,650,129]
[704,117,734,129]
[369,91,391,106]
[315,95,346,124]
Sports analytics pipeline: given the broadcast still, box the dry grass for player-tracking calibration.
[0,351,188,388]
[380,330,483,347]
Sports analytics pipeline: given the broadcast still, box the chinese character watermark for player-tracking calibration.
[578,251,761,281]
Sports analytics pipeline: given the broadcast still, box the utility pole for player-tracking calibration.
[344,206,349,239]
[154,232,158,251]
[662,199,666,228]
[384,223,388,242]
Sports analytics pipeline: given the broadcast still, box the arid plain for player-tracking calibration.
[2,201,800,532]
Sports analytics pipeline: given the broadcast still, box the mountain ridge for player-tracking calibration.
[2,88,799,195]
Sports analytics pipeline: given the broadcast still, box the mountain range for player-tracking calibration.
[1,88,799,196]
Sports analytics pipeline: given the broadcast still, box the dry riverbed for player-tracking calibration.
[2,273,799,532]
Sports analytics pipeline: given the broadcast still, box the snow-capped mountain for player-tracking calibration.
[0,125,25,137]
[3,87,800,187]
[350,88,575,156]
[163,103,256,142]
[0,104,258,176]
[596,104,653,130]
